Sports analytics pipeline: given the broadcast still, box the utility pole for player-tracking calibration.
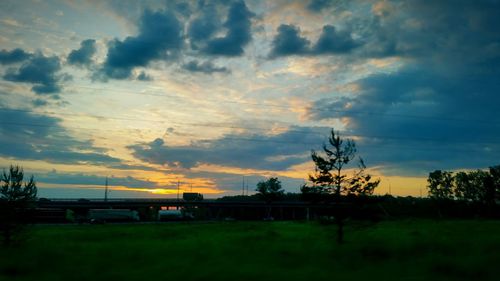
[104,176,108,202]
[242,176,245,196]
[177,180,180,200]
[388,178,392,195]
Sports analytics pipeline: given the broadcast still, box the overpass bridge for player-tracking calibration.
[35,198,354,221]
[37,198,316,209]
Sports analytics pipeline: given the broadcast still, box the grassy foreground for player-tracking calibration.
[1,220,499,281]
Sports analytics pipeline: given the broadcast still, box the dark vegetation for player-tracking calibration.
[427,166,500,205]
[216,194,500,219]
[0,220,498,281]
[301,129,379,243]
[254,177,284,219]
[305,129,380,198]
[0,165,38,246]
[255,177,284,203]
[425,166,500,219]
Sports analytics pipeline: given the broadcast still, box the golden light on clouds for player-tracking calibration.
[3,0,496,199]
[372,0,395,17]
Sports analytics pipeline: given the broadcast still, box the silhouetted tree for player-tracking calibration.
[427,170,454,200]
[488,165,500,205]
[256,177,284,219]
[309,129,379,198]
[256,177,284,203]
[0,165,38,246]
[305,129,379,243]
[300,183,330,203]
[454,170,489,203]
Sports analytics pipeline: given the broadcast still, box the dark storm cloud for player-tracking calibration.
[202,0,254,56]
[302,0,500,175]
[269,24,311,58]
[36,171,156,188]
[173,2,192,17]
[99,9,183,80]
[94,0,255,79]
[32,98,48,107]
[187,2,220,49]
[269,24,359,58]
[128,126,329,170]
[357,0,500,62]
[273,1,499,60]
[182,60,229,74]
[313,25,360,54]
[3,52,63,94]
[67,39,96,66]
[0,48,32,64]
[306,65,500,175]
[0,110,121,165]
[307,0,334,13]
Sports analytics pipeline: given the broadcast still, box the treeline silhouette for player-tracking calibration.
[217,193,499,220]
[217,164,500,220]
[218,132,499,225]
[427,166,499,204]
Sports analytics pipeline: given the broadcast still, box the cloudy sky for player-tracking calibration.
[1,0,499,198]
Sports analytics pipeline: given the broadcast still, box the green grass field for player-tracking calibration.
[1,220,499,281]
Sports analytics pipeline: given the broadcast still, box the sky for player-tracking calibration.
[1,0,500,198]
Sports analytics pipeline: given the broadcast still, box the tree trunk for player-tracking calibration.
[336,217,344,244]
[335,169,343,244]
[266,205,272,219]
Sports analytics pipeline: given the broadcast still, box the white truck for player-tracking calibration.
[88,209,140,223]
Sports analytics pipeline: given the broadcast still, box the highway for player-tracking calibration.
[37,198,320,209]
